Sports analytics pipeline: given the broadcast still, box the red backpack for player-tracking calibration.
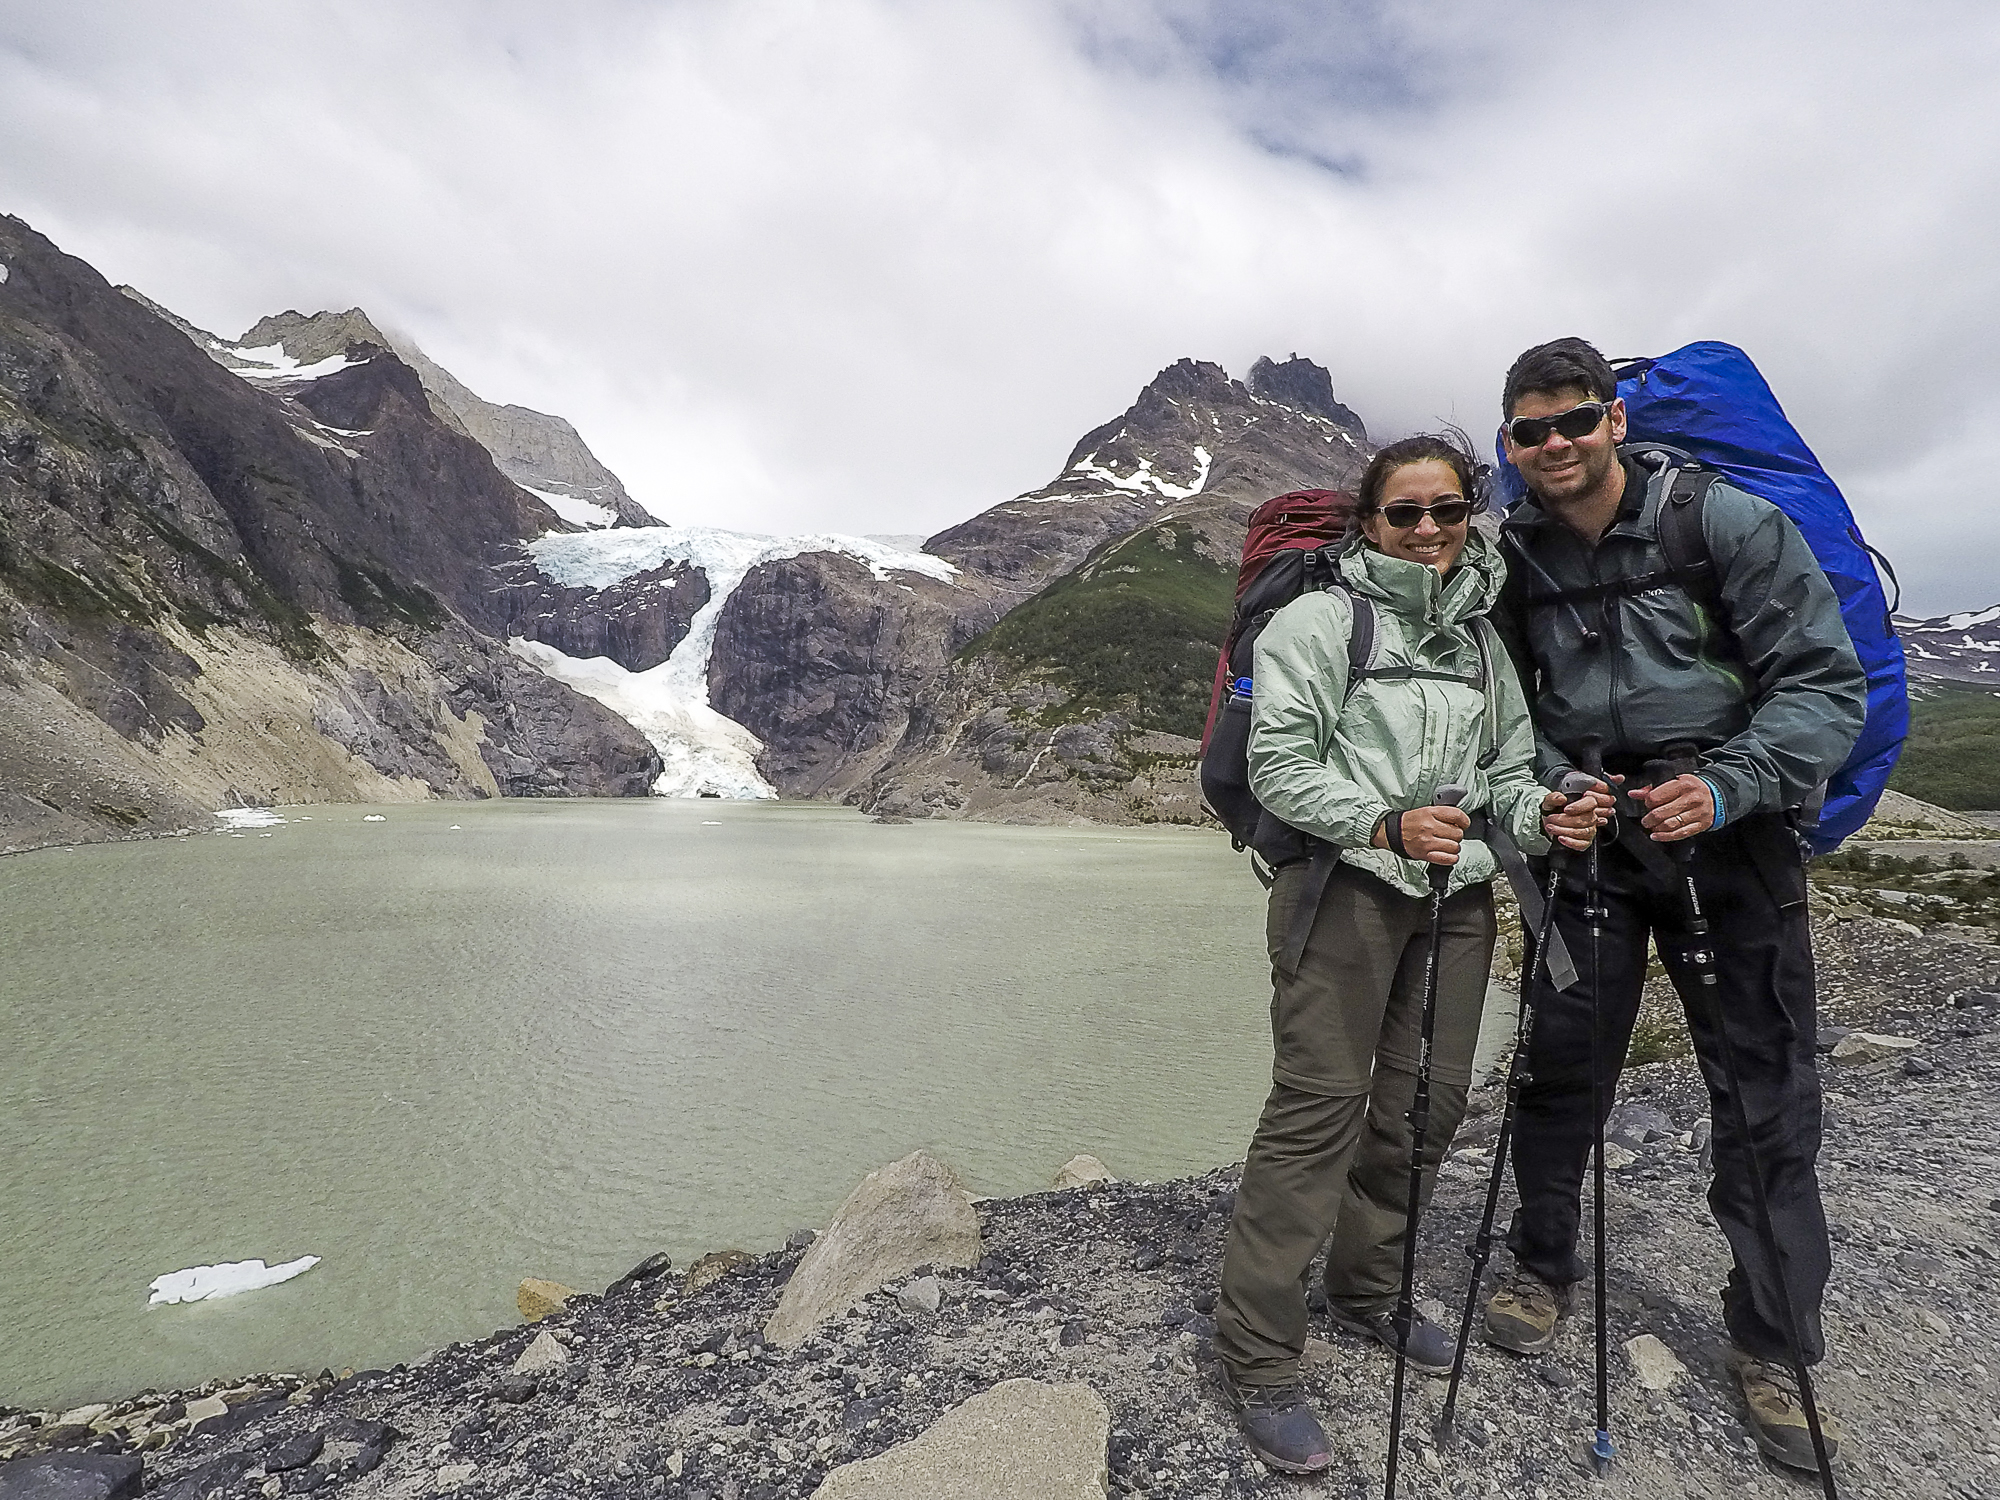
[1198,490,1361,867]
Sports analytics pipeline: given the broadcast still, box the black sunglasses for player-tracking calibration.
[1379,500,1472,529]
[1505,400,1615,449]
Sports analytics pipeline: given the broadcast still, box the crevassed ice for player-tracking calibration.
[148,1255,320,1305]
[515,526,956,799]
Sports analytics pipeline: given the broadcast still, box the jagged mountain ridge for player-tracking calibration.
[708,355,1373,819]
[120,293,654,530]
[1898,606,2000,688]
[0,214,659,851]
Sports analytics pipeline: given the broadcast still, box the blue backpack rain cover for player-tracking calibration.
[1495,341,1908,853]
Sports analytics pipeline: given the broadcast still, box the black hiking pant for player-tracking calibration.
[1506,810,1829,1365]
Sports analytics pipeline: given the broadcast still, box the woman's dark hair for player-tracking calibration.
[1351,430,1490,527]
[1501,337,1616,417]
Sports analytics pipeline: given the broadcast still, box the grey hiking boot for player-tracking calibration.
[1482,1269,1572,1354]
[1326,1302,1458,1376]
[1728,1347,1843,1472]
[1219,1374,1336,1474]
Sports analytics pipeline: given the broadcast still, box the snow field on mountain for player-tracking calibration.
[516,526,957,798]
[217,341,362,381]
[523,485,619,529]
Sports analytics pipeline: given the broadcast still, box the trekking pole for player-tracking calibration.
[1581,747,1614,1479]
[1644,758,1840,1500]
[1385,782,1468,1500]
[1436,771,1600,1448]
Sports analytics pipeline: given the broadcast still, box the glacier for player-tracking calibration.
[513,526,956,799]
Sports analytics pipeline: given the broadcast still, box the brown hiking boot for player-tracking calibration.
[1729,1347,1843,1472]
[1482,1270,1571,1354]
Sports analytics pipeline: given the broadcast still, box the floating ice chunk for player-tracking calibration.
[148,1255,320,1304]
[362,814,387,822]
[216,807,284,829]
[701,820,722,825]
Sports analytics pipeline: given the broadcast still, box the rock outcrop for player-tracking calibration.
[0,214,659,851]
[765,1150,982,1349]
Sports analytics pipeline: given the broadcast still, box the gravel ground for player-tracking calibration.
[5,930,1997,1500]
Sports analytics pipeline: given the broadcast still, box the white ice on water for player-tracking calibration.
[147,1255,320,1305]
[513,526,957,799]
[523,485,619,530]
[215,807,285,829]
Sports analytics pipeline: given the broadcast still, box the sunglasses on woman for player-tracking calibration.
[1504,400,1615,449]
[1379,500,1473,529]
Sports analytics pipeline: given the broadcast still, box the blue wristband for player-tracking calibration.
[1699,775,1727,830]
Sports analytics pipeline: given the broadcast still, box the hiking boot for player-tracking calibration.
[1326,1302,1458,1376]
[1482,1270,1572,1354]
[1218,1374,1336,1474]
[1728,1348,1843,1472]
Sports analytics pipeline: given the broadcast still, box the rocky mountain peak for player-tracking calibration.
[236,307,388,365]
[1247,354,1367,441]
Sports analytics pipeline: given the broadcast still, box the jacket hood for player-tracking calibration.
[1338,525,1506,631]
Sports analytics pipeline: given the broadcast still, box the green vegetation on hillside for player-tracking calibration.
[963,521,1233,739]
[1886,685,2000,810]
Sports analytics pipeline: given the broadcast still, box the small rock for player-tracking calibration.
[1829,1032,1920,1065]
[1130,1245,1163,1273]
[1624,1334,1687,1391]
[813,1379,1108,1498]
[264,1429,323,1472]
[1059,1320,1087,1347]
[1049,1154,1115,1191]
[1919,1310,1950,1335]
[897,1276,943,1315]
[1691,1118,1713,1173]
[0,1452,144,1500]
[511,1330,571,1374]
[517,1277,577,1321]
[436,1462,476,1489]
[787,1229,818,1251]
[1814,1027,1851,1056]
[182,1395,228,1427]
[615,1252,674,1289]
[1302,1338,1337,1370]
[1606,1103,1675,1147]
[496,1375,539,1403]
[1601,1143,1638,1171]
[1537,1361,1576,1388]
[1953,988,1999,1009]
[54,1407,110,1431]
[685,1249,754,1295]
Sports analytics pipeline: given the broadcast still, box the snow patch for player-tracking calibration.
[1064,445,1211,501]
[148,1255,320,1304]
[513,526,955,799]
[221,342,362,381]
[0,264,9,285]
[524,485,619,530]
[292,425,359,459]
[215,807,284,829]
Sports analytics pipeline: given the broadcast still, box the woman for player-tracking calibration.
[1210,434,1603,1475]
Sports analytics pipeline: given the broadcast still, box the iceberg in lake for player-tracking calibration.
[147,1255,320,1305]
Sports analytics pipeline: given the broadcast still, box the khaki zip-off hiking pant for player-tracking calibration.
[1214,861,1496,1386]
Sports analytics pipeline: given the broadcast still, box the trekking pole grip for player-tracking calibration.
[1428,783,1469,891]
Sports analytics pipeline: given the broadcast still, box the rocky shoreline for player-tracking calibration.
[4,917,1996,1500]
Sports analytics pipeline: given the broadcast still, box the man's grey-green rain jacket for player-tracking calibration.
[1247,529,1551,900]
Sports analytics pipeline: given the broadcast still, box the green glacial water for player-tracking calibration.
[0,799,1516,1409]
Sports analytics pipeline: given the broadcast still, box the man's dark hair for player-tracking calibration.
[1501,337,1617,417]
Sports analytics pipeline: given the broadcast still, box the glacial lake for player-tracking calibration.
[0,800,1514,1408]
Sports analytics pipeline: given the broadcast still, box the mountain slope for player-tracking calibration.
[0,214,659,850]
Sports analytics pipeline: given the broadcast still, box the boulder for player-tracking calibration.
[684,1249,753,1294]
[516,1277,577,1321]
[1605,1103,1675,1148]
[897,1276,944,1315]
[1050,1155,1115,1190]
[181,1395,228,1429]
[1624,1333,1687,1391]
[0,1452,143,1500]
[511,1330,571,1374]
[811,1379,1108,1499]
[1828,1032,1920,1066]
[766,1150,981,1348]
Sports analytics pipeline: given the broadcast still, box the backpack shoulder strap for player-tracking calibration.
[1656,464,1723,612]
[1344,588,1376,697]
[1469,614,1502,769]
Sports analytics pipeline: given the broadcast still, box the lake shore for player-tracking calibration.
[6,916,1995,1499]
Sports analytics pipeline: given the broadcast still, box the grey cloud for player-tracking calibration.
[1,0,1994,611]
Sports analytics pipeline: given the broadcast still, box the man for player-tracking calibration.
[1485,338,1866,1472]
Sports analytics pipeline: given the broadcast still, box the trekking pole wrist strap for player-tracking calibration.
[1381,810,1409,859]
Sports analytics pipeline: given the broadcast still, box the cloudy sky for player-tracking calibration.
[2,1,1994,612]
